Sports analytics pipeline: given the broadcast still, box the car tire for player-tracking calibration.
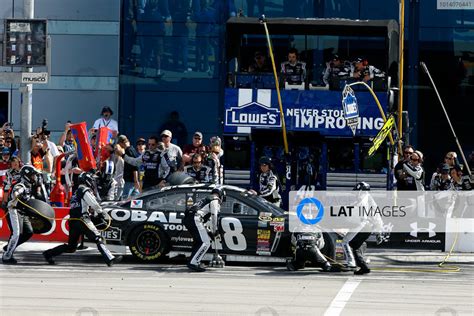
[128,224,170,262]
[17,199,55,234]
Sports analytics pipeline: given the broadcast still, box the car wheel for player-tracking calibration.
[128,224,170,262]
[18,199,55,234]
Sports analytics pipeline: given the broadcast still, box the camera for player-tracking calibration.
[42,119,48,129]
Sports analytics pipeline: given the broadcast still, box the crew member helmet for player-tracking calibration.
[211,186,226,201]
[78,172,96,188]
[20,165,41,186]
[259,156,271,166]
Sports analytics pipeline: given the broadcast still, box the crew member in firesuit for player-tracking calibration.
[2,165,41,264]
[286,227,333,272]
[122,136,164,189]
[254,156,281,207]
[184,153,211,183]
[343,182,388,275]
[43,172,122,266]
[183,186,225,272]
[280,48,306,85]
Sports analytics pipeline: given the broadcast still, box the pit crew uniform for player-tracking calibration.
[257,170,281,207]
[124,148,162,189]
[287,229,332,272]
[43,173,121,266]
[184,164,211,183]
[183,188,223,272]
[281,61,306,85]
[343,182,386,275]
[2,166,40,264]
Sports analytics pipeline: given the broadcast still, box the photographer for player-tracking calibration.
[0,122,16,155]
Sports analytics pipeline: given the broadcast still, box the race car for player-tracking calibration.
[102,183,348,265]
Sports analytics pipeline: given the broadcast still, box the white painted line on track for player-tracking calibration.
[323,278,361,316]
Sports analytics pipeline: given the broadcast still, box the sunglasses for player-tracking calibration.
[404,151,413,154]
[411,158,419,162]
[445,156,454,160]
[137,142,145,146]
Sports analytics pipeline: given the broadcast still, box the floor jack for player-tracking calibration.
[209,235,225,268]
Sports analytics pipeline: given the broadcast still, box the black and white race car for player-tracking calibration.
[102,184,343,264]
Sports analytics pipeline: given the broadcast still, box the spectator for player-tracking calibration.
[0,147,10,171]
[402,150,425,191]
[4,136,17,156]
[280,48,306,85]
[117,135,140,199]
[248,51,271,73]
[394,145,414,191]
[123,136,164,190]
[0,134,5,153]
[444,151,457,168]
[159,111,188,147]
[113,138,126,200]
[160,129,183,168]
[430,163,453,191]
[322,54,350,86]
[93,106,119,137]
[350,57,385,83]
[205,136,223,184]
[30,135,48,172]
[90,134,97,154]
[182,131,207,165]
[136,137,146,155]
[450,164,469,190]
[135,137,146,191]
[184,153,211,183]
[3,156,21,206]
[96,143,117,201]
[58,122,76,153]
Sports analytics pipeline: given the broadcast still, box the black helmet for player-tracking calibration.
[259,156,271,165]
[20,165,41,186]
[78,172,96,188]
[353,182,371,191]
[211,186,226,201]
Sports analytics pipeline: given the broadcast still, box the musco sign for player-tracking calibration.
[21,72,48,84]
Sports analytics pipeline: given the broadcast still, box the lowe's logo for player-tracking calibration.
[225,89,281,128]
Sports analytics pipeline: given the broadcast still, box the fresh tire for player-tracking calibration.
[128,224,169,262]
[17,199,55,234]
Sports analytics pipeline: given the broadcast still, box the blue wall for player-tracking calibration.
[120,0,474,172]
[0,0,120,140]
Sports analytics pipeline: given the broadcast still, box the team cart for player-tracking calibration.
[99,183,354,269]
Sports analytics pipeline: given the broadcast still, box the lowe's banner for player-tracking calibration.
[224,88,388,136]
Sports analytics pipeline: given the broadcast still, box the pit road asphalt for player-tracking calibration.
[0,246,473,315]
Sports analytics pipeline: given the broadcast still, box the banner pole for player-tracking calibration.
[260,15,289,154]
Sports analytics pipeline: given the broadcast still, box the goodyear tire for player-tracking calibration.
[128,224,170,262]
[17,199,55,234]
[167,172,195,185]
